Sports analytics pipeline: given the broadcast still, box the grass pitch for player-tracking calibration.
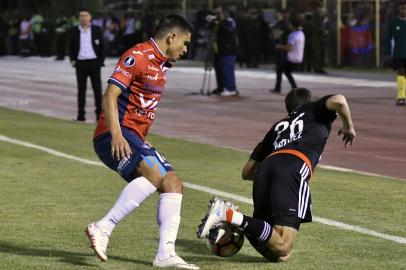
[0,107,405,270]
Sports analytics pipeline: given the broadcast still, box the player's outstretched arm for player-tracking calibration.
[103,83,132,160]
[325,95,356,148]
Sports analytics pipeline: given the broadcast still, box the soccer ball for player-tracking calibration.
[205,222,244,257]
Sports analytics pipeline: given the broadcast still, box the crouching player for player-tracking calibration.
[198,88,356,262]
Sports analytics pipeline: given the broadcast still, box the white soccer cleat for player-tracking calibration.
[85,222,110,261]
[153,254,199,269]
[196,197,227,239]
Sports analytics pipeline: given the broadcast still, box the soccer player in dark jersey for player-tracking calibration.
[85,15,199,269]
[385,1,406,105]
[198,88,356,262]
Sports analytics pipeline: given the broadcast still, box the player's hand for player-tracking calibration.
[111,135,132,160]
[338,127,356,148]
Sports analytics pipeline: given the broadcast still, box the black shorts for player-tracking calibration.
[252,153,312,230]
[392,58,406,71]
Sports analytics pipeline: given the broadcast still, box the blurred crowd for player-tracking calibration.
[0,1,397,70]
[0,10,164,59]
[192,3,329,75]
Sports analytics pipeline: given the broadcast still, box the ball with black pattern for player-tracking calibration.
[205,222,244,257]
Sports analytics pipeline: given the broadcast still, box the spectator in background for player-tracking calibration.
[92,12,104,30]
[301,13,313,72]
[120,11,136,53]
[8,12,20,55]
[211,6,239,96]
[310,3,328,74]
[272,18,305,93]
[55,14,69,60]
[235,7,250,67]
[104,13,119,56]
[19,14,32,57]
[69,9,105,122]
[39,17,53,57]
[31,11,43,56]
[385,1,406,106]
[270,9,290,93]
[246,9,265,68]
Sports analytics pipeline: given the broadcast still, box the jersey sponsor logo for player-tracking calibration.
[123,56,135,67]
[134,107,156,120]
[146,74,159,81]
[134,93,158,120]
[114,65,131,78]
[143,83,162,93]
[148,54,155,60]
[132,50,143,56]
[139,93,158,110]
[148,65,159,71]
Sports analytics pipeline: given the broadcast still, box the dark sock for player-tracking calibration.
[240,215,272,242]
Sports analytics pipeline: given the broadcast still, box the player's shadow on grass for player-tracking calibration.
[176,239,268,263]
[0,241,151,267]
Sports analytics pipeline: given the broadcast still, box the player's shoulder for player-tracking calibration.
[119,43,152,68]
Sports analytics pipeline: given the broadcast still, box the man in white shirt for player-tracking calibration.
[271,18,305,93]
[69,9,105,122]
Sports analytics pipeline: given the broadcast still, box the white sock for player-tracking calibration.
[96,176,156,235]
[157,193,183,259]
[230,210,244,227]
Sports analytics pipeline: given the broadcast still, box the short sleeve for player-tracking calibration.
[313,95,337,125]
[108,50,142,92]
[250,127,276,161]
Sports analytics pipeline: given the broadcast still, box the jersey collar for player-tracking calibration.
[148,38,168,62]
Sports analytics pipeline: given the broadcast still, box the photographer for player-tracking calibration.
[210,6,238,96]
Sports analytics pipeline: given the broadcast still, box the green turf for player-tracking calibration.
[0,107,405,270]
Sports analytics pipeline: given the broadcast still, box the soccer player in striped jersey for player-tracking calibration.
[198,88,356,262]
[85,15,199,269]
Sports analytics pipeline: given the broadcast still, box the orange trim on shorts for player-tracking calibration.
[267,149,313,177]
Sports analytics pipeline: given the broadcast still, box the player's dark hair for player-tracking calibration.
[153,14,193,39]
[285,88,312,113]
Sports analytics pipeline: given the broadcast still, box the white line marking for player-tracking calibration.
[172,67,396,88]
[208,143,404,181]
[0,134,405,245]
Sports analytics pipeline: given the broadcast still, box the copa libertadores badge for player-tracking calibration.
[123,56,135,67]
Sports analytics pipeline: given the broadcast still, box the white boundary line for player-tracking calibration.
[0,134,405,245]
[203,143,404,182]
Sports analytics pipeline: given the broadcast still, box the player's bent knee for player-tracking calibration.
[161,173,183,193]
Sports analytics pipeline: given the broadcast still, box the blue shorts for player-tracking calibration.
[93,127,173,182]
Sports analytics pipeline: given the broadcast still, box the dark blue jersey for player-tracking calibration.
[250,95,337,170]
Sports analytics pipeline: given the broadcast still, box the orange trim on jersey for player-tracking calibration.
[267,149,313,177]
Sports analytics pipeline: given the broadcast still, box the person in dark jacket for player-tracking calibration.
[211,6,239,96]
[69,9,105,122]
